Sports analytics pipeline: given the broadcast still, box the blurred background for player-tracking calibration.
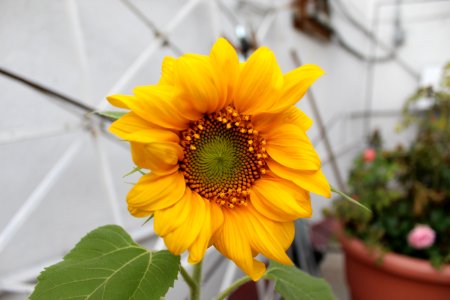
[0,0,449,299]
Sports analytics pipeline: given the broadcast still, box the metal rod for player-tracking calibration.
[378,0,450,5]
[97,0,202,110]
[256,10,277,42]
[0,140,83,254]
[0,123,82,145]
[0,281,34,294]
[208,0,221,39]
[119,0,183,56]
[262,280,276,300]
[219,261,238,293]
[349,109,402,119]
[203,254,225,284]
[153,237,166,251]
[0,67,93,112]
[0,67,111,122]
[290,50,346,191]
[322,138,365,167]
[66,0,92,102]
[363,2,379,139]
[332,0,420,79]
[92,133,124,226]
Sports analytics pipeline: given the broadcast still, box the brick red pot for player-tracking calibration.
[339,234,450,300]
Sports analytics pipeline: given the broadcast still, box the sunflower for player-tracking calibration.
[107,38,330,281]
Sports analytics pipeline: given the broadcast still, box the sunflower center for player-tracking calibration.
[179,106,267,208]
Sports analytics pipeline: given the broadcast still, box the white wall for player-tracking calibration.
[0,0,449,298]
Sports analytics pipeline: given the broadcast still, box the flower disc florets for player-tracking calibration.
[180,106,267,208]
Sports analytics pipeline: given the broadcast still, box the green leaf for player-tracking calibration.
[96,111,127,120]
[331,186,372,214]
[30,225,180,300]
[264,261,336,300]
[123,166,146,178]
[142,215,154,226]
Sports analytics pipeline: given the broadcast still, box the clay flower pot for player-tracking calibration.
[339,234,450,300]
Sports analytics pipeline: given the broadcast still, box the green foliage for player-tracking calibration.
[123,166,146,178]
[97,111,127,120]
[332,62,450,267]
[264,261,336,300]
[30,225,180,300]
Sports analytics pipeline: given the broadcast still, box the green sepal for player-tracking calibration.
[96,111,127,120]
[143,215,154,226]
[331,186,372,214]
[123,166,146,178]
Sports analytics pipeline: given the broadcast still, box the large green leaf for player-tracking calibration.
[264,261,336,300]
[30,225,180,300]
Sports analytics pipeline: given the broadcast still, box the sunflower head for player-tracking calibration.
[180,105,268,208]
[108,38,330,281]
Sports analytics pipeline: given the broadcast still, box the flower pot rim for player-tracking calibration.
[338,232,450,285]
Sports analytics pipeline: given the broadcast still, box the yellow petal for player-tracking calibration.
[188,194,214,264]
[251,177,312,222]
[129,208,152,218]
[153,189,192,236]
[243,204,294,265]
[127,172,186,216]
[131,142,181,175]
[107,94,133,109]
[234,47,283,115]
[163,189,207,255]
[272,64,325,112]
[109,112,179,144]
[214,209,266,281]
[134,84,200,121]
[109,112,149,137]
[266,124,320,170]
[159,56,176,85]
[175,54,225,114]
[108,86,191,131]
[209,202,224,245]
[253,106,313,135]
[210,38,239,105]
[267,159,331,198]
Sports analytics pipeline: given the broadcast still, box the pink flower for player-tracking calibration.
[363,148,376,162]
[407,224,436,249]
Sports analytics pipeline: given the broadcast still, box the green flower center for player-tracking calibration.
[179,106,268,208]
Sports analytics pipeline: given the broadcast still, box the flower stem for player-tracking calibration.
[180,266,197,293]
[215,276,251,300]
[190,262,203,300]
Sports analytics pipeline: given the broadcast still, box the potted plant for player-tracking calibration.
[330,63,450,300]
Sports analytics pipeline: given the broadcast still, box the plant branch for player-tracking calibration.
[180,266,197,292]
[215,276,251,300]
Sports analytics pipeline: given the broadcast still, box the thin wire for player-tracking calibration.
[120,0,184,56]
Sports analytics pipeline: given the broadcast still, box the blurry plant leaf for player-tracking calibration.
[331,187,372,214]
[264,260,336,300]
[97,111,127,120]
[143,214,154,226]
[30,225,180,300]
[123,166,146,177]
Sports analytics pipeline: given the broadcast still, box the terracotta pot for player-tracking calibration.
[339,234,450,300]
